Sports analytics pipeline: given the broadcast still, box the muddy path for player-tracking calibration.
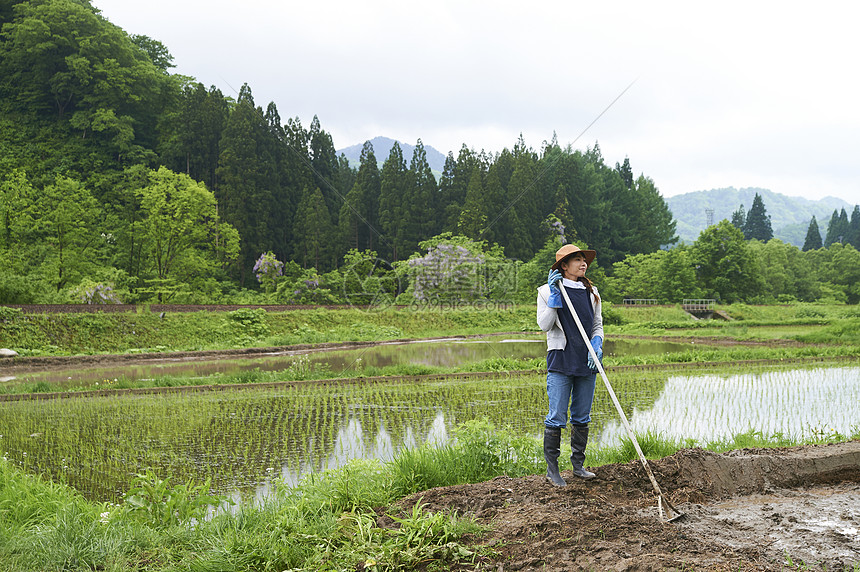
[391,441,860,571]
[0,334,495,373]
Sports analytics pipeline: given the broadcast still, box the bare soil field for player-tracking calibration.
[393,441,860,571]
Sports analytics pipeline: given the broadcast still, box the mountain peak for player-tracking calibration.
[337,137,448,172]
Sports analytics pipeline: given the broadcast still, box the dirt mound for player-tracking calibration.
[393,442,860,571]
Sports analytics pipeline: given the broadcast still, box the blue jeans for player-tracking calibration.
[544,371,597,428]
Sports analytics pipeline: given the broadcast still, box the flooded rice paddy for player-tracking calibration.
[1,354,857,505]
[0,336,695,389]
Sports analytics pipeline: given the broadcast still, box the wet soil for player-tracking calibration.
[0,336,485,373]
[391,441,860,571]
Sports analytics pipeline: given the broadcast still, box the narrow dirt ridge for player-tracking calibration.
[392,442,860,571]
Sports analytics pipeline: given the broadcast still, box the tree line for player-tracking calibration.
[804,207,860,251]
[731,192,860,251]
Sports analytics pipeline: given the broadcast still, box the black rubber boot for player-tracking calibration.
[570,425,596,479]
[544,427,567,487]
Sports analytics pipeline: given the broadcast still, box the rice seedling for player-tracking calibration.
[2,361,857,513]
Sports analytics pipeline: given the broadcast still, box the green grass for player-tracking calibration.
[0,305,539,356]
[614,302,860,324]
[0,419,525,571]
[793,317,860,345]
[612,303,860,342]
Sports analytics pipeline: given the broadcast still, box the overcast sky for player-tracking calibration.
[93,0,859,204]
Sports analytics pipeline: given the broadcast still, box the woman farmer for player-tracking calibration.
[536,244,604,486]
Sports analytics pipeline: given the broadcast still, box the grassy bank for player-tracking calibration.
[0,305,538,356]
[615,303,860,344]
[2,302,859,358]
[1,418,857,572]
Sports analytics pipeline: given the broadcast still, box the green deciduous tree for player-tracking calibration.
[604,252,663,301]
[604,247,701,303]
[655,247,703,302]
[692,220,766,303]
[748,239,815,302]
[827,243,860,304]
[136,167,239,301]
[803,242,860,304]
[0,0,169,159]
[339,248,398,307]
[33,175,102,292]
[0,167,32,249]
[130,34,174,72]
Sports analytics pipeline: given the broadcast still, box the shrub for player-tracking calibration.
[120,470,227,528]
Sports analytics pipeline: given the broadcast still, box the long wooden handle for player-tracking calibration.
[558,285,681,521]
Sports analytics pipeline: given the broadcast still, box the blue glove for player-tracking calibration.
[547,269,562,309]
[587,335,603,372]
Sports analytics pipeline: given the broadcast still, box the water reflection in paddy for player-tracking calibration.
[3,336,696,389]
[596,365,860,448]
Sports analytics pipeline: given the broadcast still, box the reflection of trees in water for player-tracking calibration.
[268,412,447,494]
[330,411,447,468]
[595,366,859,447]
[588,367,669,444]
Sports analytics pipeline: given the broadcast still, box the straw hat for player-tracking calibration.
[551,244,596,271]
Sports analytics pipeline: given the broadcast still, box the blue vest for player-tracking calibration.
[547,285,594,376]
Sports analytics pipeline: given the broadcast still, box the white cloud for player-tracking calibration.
[92,0,860,203]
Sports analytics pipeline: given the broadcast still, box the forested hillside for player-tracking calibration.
[0,0,676,303]
[666,187,852,246]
